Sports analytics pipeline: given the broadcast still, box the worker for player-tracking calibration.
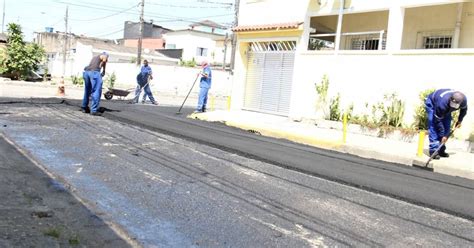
[425,89,467,159]
[133,59,157,105]
[81,52,109,116]
[195,61,212,113]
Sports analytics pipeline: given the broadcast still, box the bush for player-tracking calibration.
[179,58,197,67]
[413,88,435,130]
[104,72,116,88]
[71,74,84,86]
[315,74,330,119]
[329,93,341,121]
[0,23,45,80]
[374,93,405,128]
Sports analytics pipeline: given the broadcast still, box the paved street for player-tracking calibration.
[1,98,473,247]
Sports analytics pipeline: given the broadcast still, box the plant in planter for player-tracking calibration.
[412,88,435,130]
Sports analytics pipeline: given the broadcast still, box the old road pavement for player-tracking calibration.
[1,98,473,247]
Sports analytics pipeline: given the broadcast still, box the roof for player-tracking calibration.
[125,21,173,31]
[190,20,227,30]
[232,22,303,32]
[77,40,172,59]
[165,29,225,39]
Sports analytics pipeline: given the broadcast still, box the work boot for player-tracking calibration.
[151,101,158,105]
[439,151,450,158]
[80,107,90,113]
[90,112,102,116]
[430,154,441,160]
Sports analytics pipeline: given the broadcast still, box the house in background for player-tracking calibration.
[230,0,474,138]
[163,20,231,66]
[121,21,172,50]
[35,30,116,62]
[190,20,228,35]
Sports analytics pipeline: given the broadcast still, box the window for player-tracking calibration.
[423,36,452,49]
[348,34,386,50]
[196,47,208,56]
[166,44,176,49]
[416,30,454,49]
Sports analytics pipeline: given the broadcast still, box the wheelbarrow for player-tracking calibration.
[104,87,135,100]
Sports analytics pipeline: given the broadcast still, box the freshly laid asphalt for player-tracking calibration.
[1,97,473,247]
[86,99,474,220]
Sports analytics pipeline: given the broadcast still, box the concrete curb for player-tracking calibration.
[189,112,474,180]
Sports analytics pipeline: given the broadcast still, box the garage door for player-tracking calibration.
[243,41,296,116]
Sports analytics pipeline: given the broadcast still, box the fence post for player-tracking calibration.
[210,95,215,111]
[417,131,426,157]
[342,113,348,143]
[226,96,231,111]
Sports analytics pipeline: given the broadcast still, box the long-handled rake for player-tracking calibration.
[176,74,200,115]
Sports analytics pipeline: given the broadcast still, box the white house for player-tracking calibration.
[163,29,231,66]
[230,0,474,138]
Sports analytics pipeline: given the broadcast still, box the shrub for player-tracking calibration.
[315,74,330,119]
[374,93,405,128]
[71,74,84,86]
[104,72,116,88]
[329,93,341,121]
[413,88,435,130]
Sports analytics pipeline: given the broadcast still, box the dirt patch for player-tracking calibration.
[0,136,133,247]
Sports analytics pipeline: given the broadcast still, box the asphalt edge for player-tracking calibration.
[0,131,142,248]
[190,113,474,180]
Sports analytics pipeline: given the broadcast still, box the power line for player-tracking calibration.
[147,2,232,9]
[70,4,139,22]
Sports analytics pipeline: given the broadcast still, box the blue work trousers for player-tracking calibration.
[81,70,103,113]
[425,97,452,155]
[134,84,155,103]
[197,87,209,112]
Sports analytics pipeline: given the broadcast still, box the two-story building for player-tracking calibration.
[230,0,473,137]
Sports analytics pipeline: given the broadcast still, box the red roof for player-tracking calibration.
[232,22,303,32]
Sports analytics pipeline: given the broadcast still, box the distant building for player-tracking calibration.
[35,31,116,62]
[163,29,230,66]
[122,21,172,50]
[189,20,228,35]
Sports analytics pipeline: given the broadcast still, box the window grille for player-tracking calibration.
[346,32,386,50]
[423,36,452,49]
[416,30,454,49]
[249,41,297,52]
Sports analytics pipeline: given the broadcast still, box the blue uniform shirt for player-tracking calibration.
[140,65,152,77]
[137,65,152,86]
[199,66,212,89]
[428,89,468,135]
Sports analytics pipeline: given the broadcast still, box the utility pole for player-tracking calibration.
[137,0,144,66]
[62,6,68,77]
[222,32,228,70]
[229,0,239,73]
[2,0,5,33]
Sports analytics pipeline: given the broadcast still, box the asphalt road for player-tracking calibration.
[1,98,473,247]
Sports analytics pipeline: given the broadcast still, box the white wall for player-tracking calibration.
[104,63,233,97]
[287,50,474,138]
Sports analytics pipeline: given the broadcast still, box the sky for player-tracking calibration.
[1,0,235,41]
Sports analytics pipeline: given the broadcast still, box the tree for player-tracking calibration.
[0,23,45,80]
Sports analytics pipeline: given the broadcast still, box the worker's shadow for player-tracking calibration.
[98,107,120,113]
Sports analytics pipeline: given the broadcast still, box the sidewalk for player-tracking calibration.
[191,110,474,180]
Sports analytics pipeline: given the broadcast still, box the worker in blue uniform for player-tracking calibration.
[195,61,212,113]
[425,89,467,159]
[134,59,157,105]
[81,52,109,116]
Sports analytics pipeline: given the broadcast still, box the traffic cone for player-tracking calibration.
[57,77,65,97]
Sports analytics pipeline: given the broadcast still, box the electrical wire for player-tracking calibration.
[70,4,139,22]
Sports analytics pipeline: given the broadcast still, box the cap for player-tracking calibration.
[449,91,464,109]
[101,52,109,58]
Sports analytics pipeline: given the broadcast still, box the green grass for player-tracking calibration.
[69,236,80,245]
[43,228,60,239]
